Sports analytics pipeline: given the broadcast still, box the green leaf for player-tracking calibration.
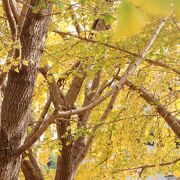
[56,1,65,11]
[32,0,46,13]
[79,0,86,5]
[113,0,146,40]
[105,14,116,25]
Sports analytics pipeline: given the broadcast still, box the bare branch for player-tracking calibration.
[90,70,102,92]
[49,76,64,111]
[72,18,167,170]
[80,70,102,125]
[40,65,65,111]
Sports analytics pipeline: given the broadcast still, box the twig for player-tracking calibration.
[113,157,180,173]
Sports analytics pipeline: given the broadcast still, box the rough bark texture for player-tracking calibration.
[0,1,52,179]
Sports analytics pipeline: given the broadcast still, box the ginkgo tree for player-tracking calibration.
[0,0,179,179]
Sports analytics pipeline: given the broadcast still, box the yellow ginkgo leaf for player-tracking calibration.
[113,0,146,40]
[141,0,170,17]
[173,0,180,19]
[38,92,46,106]
[3,65,10,73]
[14,67,19,73]
[176,44,180,53]
[128,0,143,6]
[22,59,28,66]
[174,169,180,177]
[49,63,60,74]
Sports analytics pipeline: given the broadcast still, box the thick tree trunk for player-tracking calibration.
[0,1,51,179]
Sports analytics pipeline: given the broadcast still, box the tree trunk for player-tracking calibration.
[0,1,51,179]
[55,117,73,180]
[21,160,41,180]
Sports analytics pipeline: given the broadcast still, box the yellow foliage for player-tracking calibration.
[174,169,180,177]
[128,0,170,16]
[38,92,46,106]
[173,0,180,19]
[2,64,10,73]
[141,0,170,17]
[113,0,146,40]
[128,0,144,6]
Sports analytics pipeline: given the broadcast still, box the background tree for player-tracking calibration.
[0,0,179,179]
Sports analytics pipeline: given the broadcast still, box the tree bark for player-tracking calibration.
[55,70,86,180]
[0,1,52,179]
[21,160,41,180]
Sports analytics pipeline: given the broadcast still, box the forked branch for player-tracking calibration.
[15,18,167,156]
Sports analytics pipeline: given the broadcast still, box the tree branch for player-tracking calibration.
[65,65,86,108]
[25,97,52,141]
[15,113,55,157]
[73,88,120,170]
[27,149,44,180]
[21,159,42,180]
[72,18,167,170]
[55,18,167,118]
[145,59,180,75]
[124,80,180,138]
[54,31,179,75]
[17,0,31,38]
[113,157,180,173]
[15,18,167,156]
[54,30,137,56]
[9,0,20,23]
[72,70,102,162]
[2,0,17,36]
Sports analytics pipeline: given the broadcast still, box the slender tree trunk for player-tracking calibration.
[21,160,41,180]
[0,1,51,179]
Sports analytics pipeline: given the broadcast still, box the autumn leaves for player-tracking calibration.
[113,0,180,40]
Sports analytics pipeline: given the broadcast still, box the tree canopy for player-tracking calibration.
[0,0,179,179]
